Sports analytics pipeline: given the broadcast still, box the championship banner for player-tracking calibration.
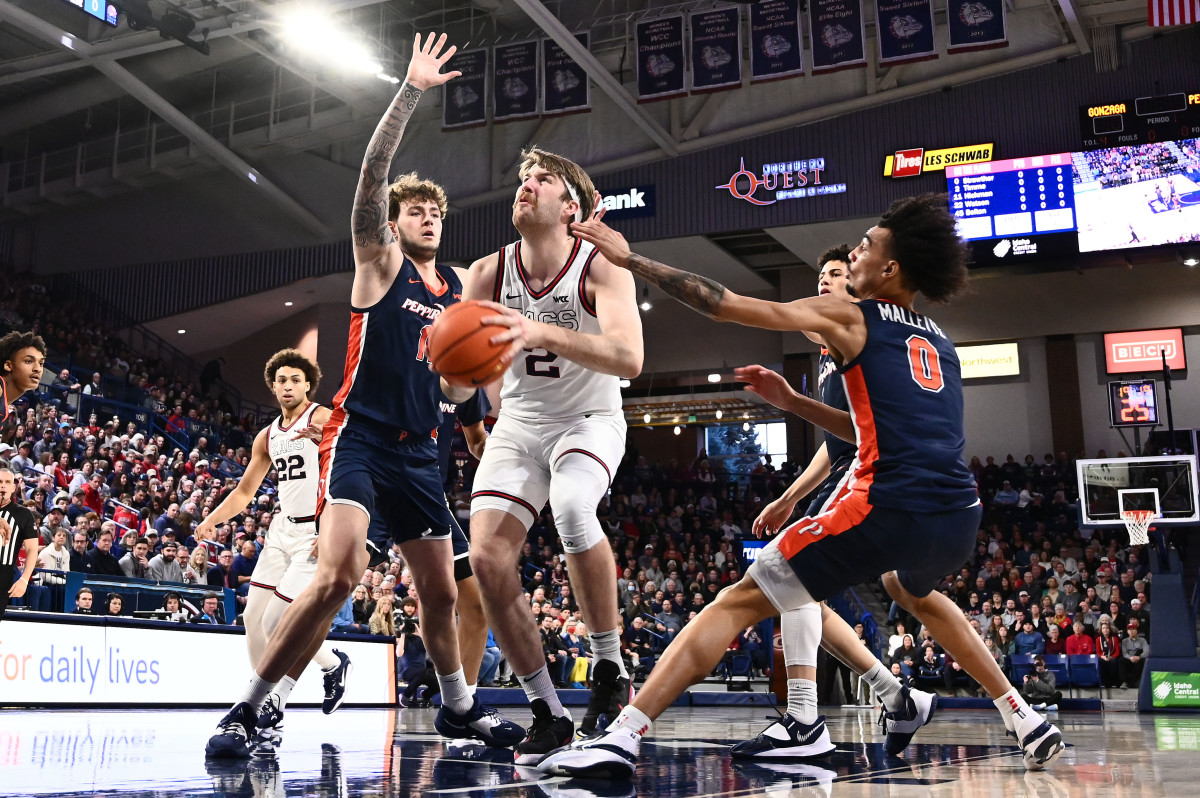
[543,32,590,116]
[750,0,804,83]
[689,7,742,92]
[636,15,687,102]
[442,48,487,129]
[493,40,540,121]
[809,0,867,74]
[947,0,1008,52]
[876,0,937,65]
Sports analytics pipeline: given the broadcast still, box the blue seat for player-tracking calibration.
[726,653,752,687]
[1042,654,1070,688]
[1009,654,1036,685]
[1068,654,1101,692]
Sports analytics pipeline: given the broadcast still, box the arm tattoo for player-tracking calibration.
[352,84,424,249]
[625,254,727,318]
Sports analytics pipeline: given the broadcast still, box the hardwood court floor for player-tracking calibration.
[3,704,1196,797]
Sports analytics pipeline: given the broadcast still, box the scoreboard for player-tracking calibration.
[62,0,118,26]
[1080,92,1200,150]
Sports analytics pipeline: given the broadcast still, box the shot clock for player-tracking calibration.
[1109,380,1160,428]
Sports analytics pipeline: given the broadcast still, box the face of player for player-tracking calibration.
[3,346,44,393]
[513,166,576,233]
[272,366,310,413]
[0,470,14,505]
[846,227,898,300]
[389,200,442,263]
[817,260,851,300]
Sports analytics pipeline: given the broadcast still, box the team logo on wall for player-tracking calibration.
[715,157,847,206]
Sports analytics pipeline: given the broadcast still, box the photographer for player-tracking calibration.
[1019,655,1062,710]
[396,598,437,708]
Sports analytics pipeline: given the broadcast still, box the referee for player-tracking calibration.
[0,467,39,620]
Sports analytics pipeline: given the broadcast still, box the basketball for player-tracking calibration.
[428,300,509,387]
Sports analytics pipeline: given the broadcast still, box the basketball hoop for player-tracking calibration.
[1120,509,1158,546]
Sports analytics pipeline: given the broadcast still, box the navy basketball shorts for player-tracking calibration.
[749,489,982,613]
[318,411,454,546]
[804,465,852,518]
[365,506,471,581]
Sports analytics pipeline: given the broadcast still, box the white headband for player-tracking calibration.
[516,174,583,222]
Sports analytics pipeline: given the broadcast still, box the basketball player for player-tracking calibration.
[542,194,1065,777]
[197,350,351,753]
[205,33,521,758]
[1,331,45,427]
[730,245,936,760]
[459,148,643,764]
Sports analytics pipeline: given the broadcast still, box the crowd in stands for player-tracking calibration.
[1078,141,1186,189]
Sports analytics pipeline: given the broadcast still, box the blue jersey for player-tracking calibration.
[817,349,855,473]
[838,299,977,513]
[436,388,490,481]
[333,258,461,436]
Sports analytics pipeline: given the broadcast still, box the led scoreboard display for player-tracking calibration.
[61,0,118,26]
[1108,379,1160,428]
[947,153,1079,267]
[1080,92,1200,150]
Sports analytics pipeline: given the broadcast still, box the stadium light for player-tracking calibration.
[281,9,382,75]
[707,373,720,383]
[715,409,723,420]
[673,425,681,435]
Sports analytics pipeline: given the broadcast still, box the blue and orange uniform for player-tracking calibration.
[318,257,462,548]
[804,347,858,516]
[753,299,981,606]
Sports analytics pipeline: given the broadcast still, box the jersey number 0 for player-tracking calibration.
[906,335,945,393]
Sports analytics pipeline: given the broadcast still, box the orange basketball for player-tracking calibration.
[428,300,510,388]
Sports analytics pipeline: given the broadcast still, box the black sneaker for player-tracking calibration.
[205,702,258,759]
[322,650,353,714]
[515,699,575,766]
[878,686,938,756]
[434,695,526,748]
[253,695,285,755]
[728,714,835,760]
[578,659,633,740]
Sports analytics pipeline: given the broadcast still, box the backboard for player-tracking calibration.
[1077,455,1198,526]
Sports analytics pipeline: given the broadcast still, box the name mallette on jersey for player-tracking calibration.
[876,302,945,338]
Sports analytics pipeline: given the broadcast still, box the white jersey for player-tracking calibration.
[268,402,321,519]
[492,238,622,421]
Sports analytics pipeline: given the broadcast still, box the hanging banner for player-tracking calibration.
[809,0,867,74]
[442,48,487,130]
[493,40,540,121]
[636,16,687,102]
[543,32,590,116]
[689,7,742,92]
[750,0,805,83]
[876,0,937,65]
[947,0,1008,52]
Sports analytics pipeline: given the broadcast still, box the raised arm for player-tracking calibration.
[195,428,273,537]
[352,33,460,269]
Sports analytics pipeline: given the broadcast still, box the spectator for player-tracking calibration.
[36,529,71,585]
[182,547,209,585]
[917,646,944,687]
[479,628,503,687]
[148,541,183,582]
[1127,598,1151,638]
[331,594,365,634]
[84,530,122,576]
[351,585,375,625]
[369,594,397,636]
[1020,656,1062,710]
[230,540,257,594]
[1014,621,1045,655]
[1044,624,1066,655]
[68,531,89,572]
[191,591,223,624]
[1096,617,1122,687]
[72,587,96,614]
[1119,621,1149,688]
[1065,621,1095,655]
[104,593,125,617]
[119,536,152,579]
[207,549,236,589]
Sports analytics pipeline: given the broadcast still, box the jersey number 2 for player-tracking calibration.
[906,335,944,393]
[274,455,305,482]
[525,348,561,378]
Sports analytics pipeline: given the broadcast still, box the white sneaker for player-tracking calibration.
[730,714,835,760]
[537,726,642,779]
[878,686,937,756]
[1013,704,1065,771]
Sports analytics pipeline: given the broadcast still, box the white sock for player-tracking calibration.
[467,681,477,697]
[313,647,341,671]
[995,687,1033,733]
[862,662,905,712]
[437,668,473,715]
[787,678,819,724]
[238,674,277,711]
[588,629,628,679]
[273,675,298,711]
[518,667,568,718]
[609,704,652,736]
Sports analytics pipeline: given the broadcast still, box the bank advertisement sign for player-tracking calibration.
[0,617,395,706]
[1152,671,1200,708]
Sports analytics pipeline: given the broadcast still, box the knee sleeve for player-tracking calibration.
[782,603,822,668]
[548,456,608,553]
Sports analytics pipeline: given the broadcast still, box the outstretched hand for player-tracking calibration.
[752,497,795,538]
[569,212,633,269]
[734,365,797,411]
[405,32,462,91]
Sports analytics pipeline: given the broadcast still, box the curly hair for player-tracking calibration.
[387,172,449,221]
[263,348,321,395]
[0,330,47,373]
[518,146,597,223]
[877,194,970,303]
[817,243,853,268]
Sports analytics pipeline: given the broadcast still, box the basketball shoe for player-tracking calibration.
[877,685,938,756]
[729,714,836,759]
[253,695,285,755]
[537,724,641,779]
[1011,701,1065,770]
[578,660,633,740]
[322,650,353,714]
[515,699,575,766]
[205,702,258,759]
[434,695,525,748]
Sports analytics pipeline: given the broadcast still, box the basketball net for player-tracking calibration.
[1120,509,1157,546]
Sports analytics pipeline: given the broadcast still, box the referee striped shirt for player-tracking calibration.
[0,502,37,567]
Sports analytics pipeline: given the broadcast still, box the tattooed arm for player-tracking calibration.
[351,33,461,269]
[570,217,865,356]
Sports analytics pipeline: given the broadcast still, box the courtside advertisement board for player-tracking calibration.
[1152,672,1200,708]
[0,615,395,706]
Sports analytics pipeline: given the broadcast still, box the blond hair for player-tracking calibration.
[518,147,596,223]
[388,172,448,220]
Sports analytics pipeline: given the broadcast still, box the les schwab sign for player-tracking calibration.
[884,143,994,178]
